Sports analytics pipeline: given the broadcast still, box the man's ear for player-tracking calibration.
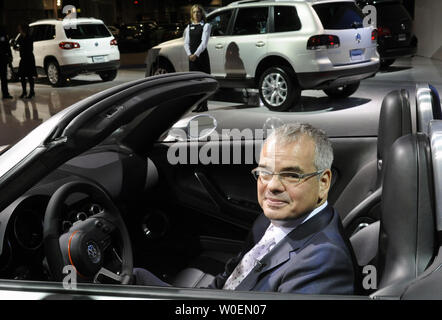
[318,169,332,200]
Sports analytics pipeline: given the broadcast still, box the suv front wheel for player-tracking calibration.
[46,60,66,87]
[258,66,300,112]
[323,81,360,99]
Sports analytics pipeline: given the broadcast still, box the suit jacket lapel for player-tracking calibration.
[235,205,334,291]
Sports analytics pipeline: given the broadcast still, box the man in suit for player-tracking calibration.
[208,123,356,294]
[134,123,356,294]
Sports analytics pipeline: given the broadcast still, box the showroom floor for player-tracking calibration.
[0,56,441,147]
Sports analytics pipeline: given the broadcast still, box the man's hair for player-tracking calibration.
[190,4,207,23]
[266,123,334,171]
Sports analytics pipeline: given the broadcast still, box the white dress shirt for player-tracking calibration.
[183,21,211,57]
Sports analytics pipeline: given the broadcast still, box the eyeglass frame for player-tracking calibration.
[251,167,325,186]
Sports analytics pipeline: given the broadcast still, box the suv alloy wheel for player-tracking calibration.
[46,60,66,87]
[258,66,300,111]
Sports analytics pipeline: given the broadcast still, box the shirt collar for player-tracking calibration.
[270,201,328,230]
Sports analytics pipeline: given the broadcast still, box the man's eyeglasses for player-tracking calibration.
[251,168,324,185]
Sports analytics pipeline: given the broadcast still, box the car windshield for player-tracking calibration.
[313,2,364,29]
[64,23,112,39]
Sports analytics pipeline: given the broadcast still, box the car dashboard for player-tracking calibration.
[0,144,157,281]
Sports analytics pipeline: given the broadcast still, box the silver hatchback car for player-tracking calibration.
[146,0,380,111]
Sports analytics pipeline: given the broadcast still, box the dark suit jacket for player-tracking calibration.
[209,205,356,294]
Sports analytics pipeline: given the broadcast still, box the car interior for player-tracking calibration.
[0,72,441,298]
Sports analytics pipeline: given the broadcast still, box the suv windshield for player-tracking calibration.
[64,23,111,39]
[313,2,364,29]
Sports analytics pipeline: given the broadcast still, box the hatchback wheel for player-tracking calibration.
[46,61,66,87]
[323,81,360,99]
[258,67,300,112]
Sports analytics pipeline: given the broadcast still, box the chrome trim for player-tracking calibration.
[416,83,434,134]
[429,120,442,231]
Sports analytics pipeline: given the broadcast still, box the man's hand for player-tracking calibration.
[189,54,197,62]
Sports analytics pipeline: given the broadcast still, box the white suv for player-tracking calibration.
[10,18,120,87]
[145,0,380,111]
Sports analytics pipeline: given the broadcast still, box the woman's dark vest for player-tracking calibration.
[188,22,210,74]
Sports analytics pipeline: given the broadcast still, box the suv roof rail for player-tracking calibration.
[227,0,315,6]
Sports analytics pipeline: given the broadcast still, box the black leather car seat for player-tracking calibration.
[370,133,436,296]
[344,90,412,271]
[338,89,412,235]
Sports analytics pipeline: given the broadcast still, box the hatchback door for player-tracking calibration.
[312,1,375,66]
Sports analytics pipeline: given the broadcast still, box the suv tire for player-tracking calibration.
[258,66,300,112]
[380,59,395,69]
[323,81,360,99]
[46,60,66,87]
[98,70,118,82]
[151,61,173,76]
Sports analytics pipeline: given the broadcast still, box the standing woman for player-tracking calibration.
[184,4,211,112]
[17,24,36,99]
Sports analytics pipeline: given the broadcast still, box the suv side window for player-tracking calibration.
[273,6,301,32]
[29,26,41,41]
[207,10,233,36]
[233,7,269,36]
[31,25,55,42]
[43,25,56,40]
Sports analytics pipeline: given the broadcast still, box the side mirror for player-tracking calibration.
[165,114,217,142]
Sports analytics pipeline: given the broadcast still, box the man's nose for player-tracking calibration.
[266,174,285,191]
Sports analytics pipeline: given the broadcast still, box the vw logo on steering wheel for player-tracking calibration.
[87,241,101,264]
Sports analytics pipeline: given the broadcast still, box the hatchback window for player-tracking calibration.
[233,7,268,35]
[207,10,233,36]
[273,6,301,32]
[313,2,364,30]
[64,23,111,39]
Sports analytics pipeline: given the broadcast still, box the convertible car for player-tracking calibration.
[0,72,441,300]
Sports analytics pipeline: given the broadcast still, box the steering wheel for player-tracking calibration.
[43,181,133,284]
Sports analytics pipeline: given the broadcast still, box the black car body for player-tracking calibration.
[357,0,418,68]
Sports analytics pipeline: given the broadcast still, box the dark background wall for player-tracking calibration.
[0,0,416,38]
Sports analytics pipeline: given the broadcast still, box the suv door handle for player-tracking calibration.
[215,44,223,49]
[255,41,265,47]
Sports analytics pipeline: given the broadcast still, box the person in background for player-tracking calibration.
[0,24,13,99]
[16,24,36,99]
[183,4,211,112]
